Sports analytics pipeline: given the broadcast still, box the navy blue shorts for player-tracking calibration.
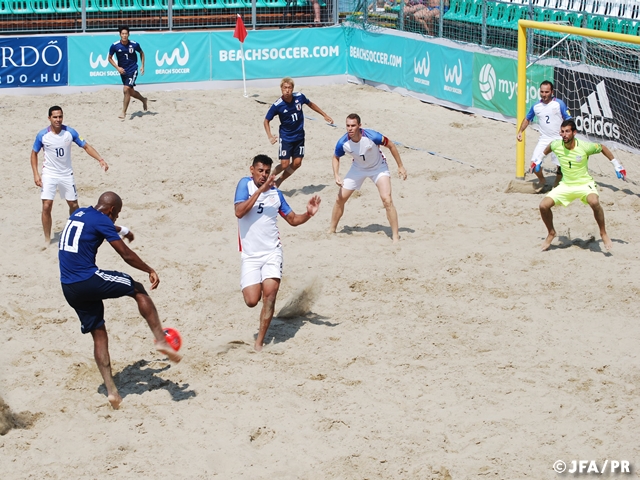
[279,138,305,160]
[120,70,138,87]
[61,270,138,334]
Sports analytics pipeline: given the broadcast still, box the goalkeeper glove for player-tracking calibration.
[530,157,543,174]
[611,159,627,180]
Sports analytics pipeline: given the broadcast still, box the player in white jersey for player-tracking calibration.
[517,81,571,187]
[328,113,407,243]
[234,154,321,351]
[31,106,108,246]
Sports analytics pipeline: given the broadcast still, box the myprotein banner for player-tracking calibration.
[472,53,553,117]
[555,69,640,150]
[68,32,210,86]
[0,36,67,88]
[211,27,346,80]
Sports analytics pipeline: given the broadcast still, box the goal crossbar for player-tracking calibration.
[516,20,640,179]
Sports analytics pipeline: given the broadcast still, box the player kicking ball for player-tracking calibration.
[234,155,321,351]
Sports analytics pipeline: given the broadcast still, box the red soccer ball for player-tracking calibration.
[163,328,182,351]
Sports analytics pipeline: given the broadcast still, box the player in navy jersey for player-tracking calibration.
[329,113,407,243]
[108,26,148,119]
[31,105,108,247]
[235,154,321,351]
[263,77,333,187]
[59,191,181,409]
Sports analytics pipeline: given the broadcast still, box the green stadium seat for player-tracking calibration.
[138,0,162,9]
[9,0,35,13]
[443,0,484,24]
[118,0,140,9]
[157,0,185,9]
[31,0,56,11]
[487,2,528,29]
[221,0,248,7]
[586,14,608,32]
[201,0,224,7]
[175,0,203,9]
[262,0,289,7]
[53,0,78,11]
[71,0,99,11]
[0,0,11,12]
[94,0,119,10]
[618,18,640,36]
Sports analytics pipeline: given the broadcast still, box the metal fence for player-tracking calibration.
[0,0,339,33]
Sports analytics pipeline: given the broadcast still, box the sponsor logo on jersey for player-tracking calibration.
[575,80,620,139]
[413,52,430,86]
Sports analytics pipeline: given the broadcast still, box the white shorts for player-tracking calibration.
[240,248,283,290]
[532,138,560,167]
[342,163,391,191]
[41,174,78,201]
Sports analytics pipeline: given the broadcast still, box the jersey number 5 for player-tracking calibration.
[257,202,264,214]
[59,220,84,253]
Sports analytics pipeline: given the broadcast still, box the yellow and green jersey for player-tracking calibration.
[550,138,602,186]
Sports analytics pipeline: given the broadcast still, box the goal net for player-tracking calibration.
[516,20,640,182]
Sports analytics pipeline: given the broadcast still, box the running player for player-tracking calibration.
[538,119,626,251]
[263,77,333,187]
[328,114,407,243]
[31,105,108,246]
[59,191,181,410]
[108,26,148,119]
[517,80,571,187]
[235,154,321,351]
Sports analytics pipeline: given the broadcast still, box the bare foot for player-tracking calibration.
[155,340,182,363]
[108,392,122,410]
[601,232,613,250]
[254,341,263,352]
[142,97,148,111]
[327,228,336,234]
[118,111,126,119]
[541,231,556,251]
[392,235,400,244]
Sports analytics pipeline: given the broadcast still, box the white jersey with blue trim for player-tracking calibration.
[525,98,571,140]
[33,125,86,177]
[234,177,293,256]
[334,128,389,171]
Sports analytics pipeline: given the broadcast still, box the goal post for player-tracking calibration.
[516,20,640,179]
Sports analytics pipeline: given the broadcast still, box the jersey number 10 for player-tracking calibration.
[59,220,84,253]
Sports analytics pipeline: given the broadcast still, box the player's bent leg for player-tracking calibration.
[132,283,182,363]
[275,158,302,187]
[242,283,263,308]
[329,187,355,234]
[375,175,400,243]
[41,199,54,245]
[539,196,556,251]
[67,199,79,216]
[90,325,122,409]
[255,278,280,352]
[587,193,612,250]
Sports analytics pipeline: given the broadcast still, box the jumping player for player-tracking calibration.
[517,80,571,187]
[538,119,626,251]
[59,191,181,410]
[235,154,321,351]
[108,26,148,119]
[328,114,407,243]
[31,105,108,246]
[263,77,333,187]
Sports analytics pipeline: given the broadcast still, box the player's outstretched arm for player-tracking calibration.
[110,239,159,289]
[30,150,42,187]
[308,102,333,124]
[283,195,321,226]
[235,175,276,218]
[602,145,627,180]
[83,143,109,171]
[386,141,407,180]
[517,119,530,142]
[263,118,278,145]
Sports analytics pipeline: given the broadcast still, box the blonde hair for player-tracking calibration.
[280,77,294,88]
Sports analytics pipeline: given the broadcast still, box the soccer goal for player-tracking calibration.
[516,20,640,180]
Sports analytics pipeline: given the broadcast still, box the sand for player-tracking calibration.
[1,82,640,478]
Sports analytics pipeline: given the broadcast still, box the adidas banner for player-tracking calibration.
[555,69,640,150]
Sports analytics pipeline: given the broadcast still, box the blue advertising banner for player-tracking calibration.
[0,36,67,88]
[211,27,346,81]
[345,29,406,88]
[68,32,210,86]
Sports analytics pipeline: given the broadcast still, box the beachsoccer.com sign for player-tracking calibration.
[0,36,68,88]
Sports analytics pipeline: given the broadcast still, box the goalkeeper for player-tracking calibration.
[517,80,571,188]
[538,119,626,252]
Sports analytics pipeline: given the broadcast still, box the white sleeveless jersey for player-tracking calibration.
[33,125,86,177]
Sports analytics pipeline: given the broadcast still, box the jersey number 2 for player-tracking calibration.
[59,220,84,253]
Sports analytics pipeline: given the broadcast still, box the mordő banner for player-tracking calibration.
[472,53,553,118]
[0,36,68,88]
[555,69,640,150]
